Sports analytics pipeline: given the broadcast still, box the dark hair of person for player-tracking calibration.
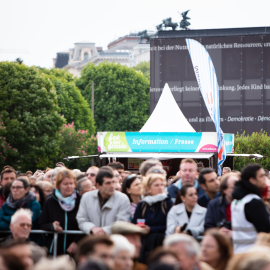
[0,250,26,270]
[107,162,124,170]
[204,229,232,270]
[122,174,138,202]
[198,168,215,185]
[25,171,33,175]
[30,184,45,209]
[175,184,196,205]
[76,236,114,263]
[3,182,12,200]
[147,246,178,266]
[14,178,30,189]
[76,173,87,181]
[96,166,114,186]
[241,163,262,181]
[1,167,17,180]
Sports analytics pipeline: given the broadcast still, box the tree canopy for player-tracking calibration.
[234,131,270,171]
[76,62,150,132]
[0,62,65,170]
[38,68,95,133]
[133,61,150,81]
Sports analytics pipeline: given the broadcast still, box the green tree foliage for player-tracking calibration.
[39,68,95,133]
[233,131,270,171]
[76,62,150,132]
[0,62,65,171]
[0,118,18,166]
[56,122,97,170]
[133,61,150,81]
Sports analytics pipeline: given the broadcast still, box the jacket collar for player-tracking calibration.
[93,189,115,210]
[176,203,204,215]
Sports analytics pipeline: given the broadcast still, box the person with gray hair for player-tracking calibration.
[77,177,95,195]
[222,167,231,175]
[0,208,32,244]
[110,234,135,270]
[139,159,163,177]
[50,167,63,186]
[164,234,212,270]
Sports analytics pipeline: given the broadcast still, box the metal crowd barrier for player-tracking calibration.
[1,230,204,258]
[1,230,84,258]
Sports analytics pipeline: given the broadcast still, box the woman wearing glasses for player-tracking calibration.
[122,174,142,220]
[0,178,41,230]
[38,169,84,256]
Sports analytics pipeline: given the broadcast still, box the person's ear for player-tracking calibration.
[180,195,185,202]
[96,183,100,189]
[249,177,256,186]
[126,187,131,194]
[201,183,207,191]
[10,223,14,231]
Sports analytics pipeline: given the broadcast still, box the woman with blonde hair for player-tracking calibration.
[132,173,173,263]
[39,169,83,256]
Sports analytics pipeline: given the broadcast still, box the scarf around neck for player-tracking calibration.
[6,191,35,209]
[55,189,77,212]
[143,193,168,206]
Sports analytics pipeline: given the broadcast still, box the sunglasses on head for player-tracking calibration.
[125,174,137,181]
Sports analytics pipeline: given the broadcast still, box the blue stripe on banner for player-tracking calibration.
[185,38,226,175]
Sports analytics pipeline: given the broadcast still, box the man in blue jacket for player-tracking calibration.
[204,172,239,237]
[167,158,205,203]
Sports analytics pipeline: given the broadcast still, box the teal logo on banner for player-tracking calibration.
[224,134,234,153]
[125,132,202,152]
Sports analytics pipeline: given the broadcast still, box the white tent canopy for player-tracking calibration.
[140,83,195,132]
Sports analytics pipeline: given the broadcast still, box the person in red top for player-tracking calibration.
[0,167,16,209]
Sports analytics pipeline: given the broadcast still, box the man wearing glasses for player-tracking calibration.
[0,208,32,244]
[86,166,99,186]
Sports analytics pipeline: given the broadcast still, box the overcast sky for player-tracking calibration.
[0,0,269,68]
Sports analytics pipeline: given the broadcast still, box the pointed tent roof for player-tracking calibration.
[140,83,195,132]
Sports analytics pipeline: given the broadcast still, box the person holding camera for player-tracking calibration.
[166,184,207,237]
[204,172,239,238]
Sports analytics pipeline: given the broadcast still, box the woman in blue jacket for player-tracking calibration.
[0,178,41,230]
[132,173,173,263]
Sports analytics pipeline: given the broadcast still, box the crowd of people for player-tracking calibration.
[0,158,270,270]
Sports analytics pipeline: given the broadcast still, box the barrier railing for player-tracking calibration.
[1,230,84,258]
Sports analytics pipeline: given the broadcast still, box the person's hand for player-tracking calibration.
[67,242,78,254]
[175,225,182,233]
[138,224,150,234]
[219,227,232,238]
[91,227,106,235]
[53,221,63,232]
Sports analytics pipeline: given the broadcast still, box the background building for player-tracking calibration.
[53,33,152,77]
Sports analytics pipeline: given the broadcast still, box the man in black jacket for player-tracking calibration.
[197,168,220,208]
[231,163,270,253]
[204,172,239,237]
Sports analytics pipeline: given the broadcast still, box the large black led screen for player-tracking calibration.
[150,35,270,134]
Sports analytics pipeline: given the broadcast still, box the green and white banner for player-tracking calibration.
[98,132,234,153]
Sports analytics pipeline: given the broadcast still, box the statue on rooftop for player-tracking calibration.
[138,30,151,43]
[179,10,191,30]
[162,17,178,31]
